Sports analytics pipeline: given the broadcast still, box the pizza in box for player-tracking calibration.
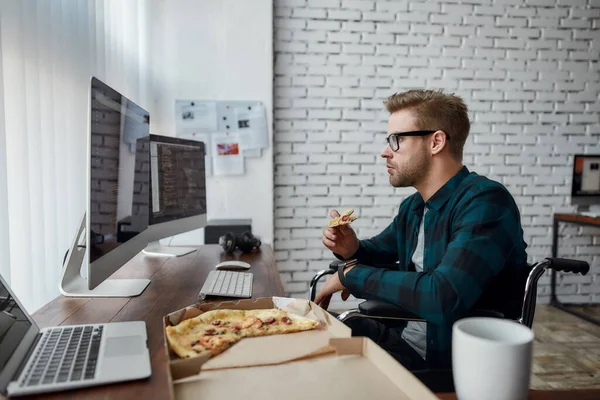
[165,308,319,359]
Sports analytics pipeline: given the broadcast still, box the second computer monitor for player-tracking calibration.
[571,154,600,212]
[143,135,207,257]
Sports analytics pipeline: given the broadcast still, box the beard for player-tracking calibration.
[388,146,430,188]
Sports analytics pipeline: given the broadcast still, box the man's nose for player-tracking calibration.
[381,145,392,158]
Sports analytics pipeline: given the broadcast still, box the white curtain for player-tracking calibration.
[0,0,152,312]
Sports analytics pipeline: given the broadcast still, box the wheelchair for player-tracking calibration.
[308,257,590,393]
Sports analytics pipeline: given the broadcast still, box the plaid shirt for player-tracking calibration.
[340,166,528,367]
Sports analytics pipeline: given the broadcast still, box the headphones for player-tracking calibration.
[219,231,261,254]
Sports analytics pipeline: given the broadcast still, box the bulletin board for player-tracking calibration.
[174,100,268,177]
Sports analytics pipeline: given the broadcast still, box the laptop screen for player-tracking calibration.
[0,274,38,392]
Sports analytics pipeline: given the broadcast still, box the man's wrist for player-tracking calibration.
[347,241,360,260]
[337,259,357,286]
[337,242,361,261]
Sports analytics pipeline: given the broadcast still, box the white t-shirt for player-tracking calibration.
[401,209,427,360]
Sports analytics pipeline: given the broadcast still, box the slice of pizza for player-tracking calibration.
[192,309,247,333]
[165,317,241,359]
[327,208,358,228]
[240,309,319,337]
[165,308,320,359]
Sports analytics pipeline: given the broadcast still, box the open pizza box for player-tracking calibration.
[163,297,439,400]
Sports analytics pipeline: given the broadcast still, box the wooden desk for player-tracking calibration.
[7,244,282,400]
[439,389,600,399]
[550,213,600,325]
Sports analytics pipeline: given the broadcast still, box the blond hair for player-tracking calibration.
[384,89,470,160]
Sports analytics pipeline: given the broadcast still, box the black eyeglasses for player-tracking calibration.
[385,130,450,151]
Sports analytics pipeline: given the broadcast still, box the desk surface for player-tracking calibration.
[8,244,600,400]
[554,213,600,225]
[10,244,282,400]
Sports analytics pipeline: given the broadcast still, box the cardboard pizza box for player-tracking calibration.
[163,297,351,380]
[173,337,439,400]
[163,297,439,400]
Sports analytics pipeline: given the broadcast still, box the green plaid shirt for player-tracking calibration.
[340,166,528,367]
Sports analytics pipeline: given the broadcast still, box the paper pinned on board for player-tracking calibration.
[175,101,218,133]
[212,132,244,176]
[233,104,268,151]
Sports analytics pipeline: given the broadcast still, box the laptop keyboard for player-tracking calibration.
[199,270,253,299]
[21,325,103,387]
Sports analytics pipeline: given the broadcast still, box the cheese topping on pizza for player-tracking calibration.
[165,308,319,359]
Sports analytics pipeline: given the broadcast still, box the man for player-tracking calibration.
[315,89,528,369]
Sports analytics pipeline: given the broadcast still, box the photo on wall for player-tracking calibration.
[211,132,244,176]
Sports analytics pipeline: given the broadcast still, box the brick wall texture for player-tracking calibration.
[90,99,149,239]
[90,102,121,236]
[272,0,600,306]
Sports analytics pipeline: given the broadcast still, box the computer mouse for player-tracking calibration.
[215,261,251,270]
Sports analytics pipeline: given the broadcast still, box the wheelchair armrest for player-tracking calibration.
[358,300,423,320]
[309,269,336,302]
[357,300,504,321]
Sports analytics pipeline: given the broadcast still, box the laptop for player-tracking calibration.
[0,273,151,397]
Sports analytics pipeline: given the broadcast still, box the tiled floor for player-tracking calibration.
[531,304,600,390]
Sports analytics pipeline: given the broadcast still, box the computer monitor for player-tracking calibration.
[571,154,600,213]
[142,134,207,257]
[60,77,152,297]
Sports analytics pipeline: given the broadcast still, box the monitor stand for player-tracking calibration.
[142,241,197,257]
[59,215,150,298]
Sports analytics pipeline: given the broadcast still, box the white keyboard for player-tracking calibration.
[198,270,253,299]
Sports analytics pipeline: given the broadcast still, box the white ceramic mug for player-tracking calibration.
[452,317,534,400]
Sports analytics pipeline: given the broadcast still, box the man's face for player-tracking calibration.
[381,109,431,188]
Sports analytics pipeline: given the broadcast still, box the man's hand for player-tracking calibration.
[323,209,360,260]
[314,266,354,310]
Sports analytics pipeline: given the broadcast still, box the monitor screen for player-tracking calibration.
[88,78,151,264]
[149,135,207,225]
[0,274,36,385]
[572,155,600,197]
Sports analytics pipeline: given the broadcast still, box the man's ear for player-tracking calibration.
[430,130,447,155]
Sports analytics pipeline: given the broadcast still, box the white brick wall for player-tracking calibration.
[273,0,600,308]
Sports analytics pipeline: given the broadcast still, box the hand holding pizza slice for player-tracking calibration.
[327,208,358,228]
[322,208,360,260]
